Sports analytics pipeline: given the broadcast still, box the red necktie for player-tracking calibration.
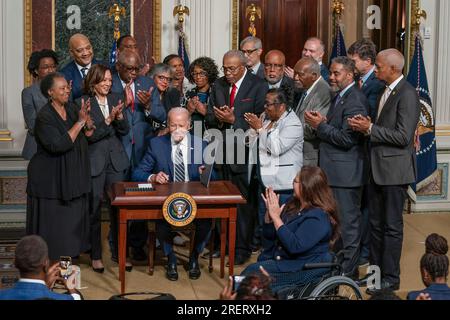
[229,84,237,109]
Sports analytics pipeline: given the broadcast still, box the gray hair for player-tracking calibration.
[15,235,48,275]
[301,57,321,76]
[150,63,173,77]
[331,56,356,74]
[240,36,263,50]
[168,107,191,122]
[223,50,247,66]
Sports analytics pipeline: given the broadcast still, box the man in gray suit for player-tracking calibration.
[305,56,368,277]
[240,36,265,79]
[293,57,331,166]
[348,49,420,293]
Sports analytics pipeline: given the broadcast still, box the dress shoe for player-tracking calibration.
[131,247,147,261]
[366,280,400,295]
[188,259,201,280]
[92,260,105,274]
[166,263,178,281]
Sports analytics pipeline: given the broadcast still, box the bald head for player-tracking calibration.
[375,48,405,84]
[264,50,286,84]
[69,33,93,67]
[378,49,405,72]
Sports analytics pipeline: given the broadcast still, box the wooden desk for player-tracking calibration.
[111,181,246,294]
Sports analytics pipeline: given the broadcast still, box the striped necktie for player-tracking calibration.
[174,145,185,182]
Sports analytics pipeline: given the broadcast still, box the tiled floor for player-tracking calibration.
[77,213,450,300]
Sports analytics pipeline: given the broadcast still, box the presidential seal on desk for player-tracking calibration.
[162,193,197,227]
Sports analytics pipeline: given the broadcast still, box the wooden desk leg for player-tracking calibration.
[228,207,237,277]
[220,218,227,278]
[119,210,127,294]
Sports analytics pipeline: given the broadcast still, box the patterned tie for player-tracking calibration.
[81,67,88,79]
[174,145,185,182]
[229,84,237,109]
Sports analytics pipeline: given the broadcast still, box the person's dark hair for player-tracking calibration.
[235,274,276,300]
[117,34,133,50]
[331,56,356,74]
[40,72,66,99]
[187,57,219,85]
[27,49,59,78]
[14,235,48,276]
[348,39,378,65]
[163,54,182,65]
[283,166,340,249]
[83,64,111,96]
[368,288,402,300]
[420,233,449,281]
[267,85,295,110]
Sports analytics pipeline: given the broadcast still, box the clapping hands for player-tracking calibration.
[105,100,125,125]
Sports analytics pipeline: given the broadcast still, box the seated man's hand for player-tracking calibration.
[45,262,61,289]
[151,172,170,184]
[220,276,237,300]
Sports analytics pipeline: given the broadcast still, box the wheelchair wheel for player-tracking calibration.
[308,276,363,300]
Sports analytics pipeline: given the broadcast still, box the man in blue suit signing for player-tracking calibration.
[0,235,80,300]
[132,108,213,281]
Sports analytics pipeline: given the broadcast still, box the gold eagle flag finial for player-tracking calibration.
[173,4,190,25]
[245,4,262,37]
[108,4,126,40]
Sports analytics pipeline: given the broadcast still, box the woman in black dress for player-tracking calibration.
[26,72,94,261]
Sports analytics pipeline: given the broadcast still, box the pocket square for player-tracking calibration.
[241,98,253,102]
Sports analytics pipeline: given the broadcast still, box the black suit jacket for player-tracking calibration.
[60,59,104,101]
[317,85,368,187]
[207,71,267,173]
[361,71,385,120]
[370,78,420,186]
[76,94,130,177]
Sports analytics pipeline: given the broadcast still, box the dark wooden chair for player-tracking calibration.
[147,219,216,275]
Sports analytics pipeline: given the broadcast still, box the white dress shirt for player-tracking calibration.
[96,97,110,119]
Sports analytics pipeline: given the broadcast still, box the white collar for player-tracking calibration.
[233,69,247,90]
[252,62,261,74]
[387,75,404,91]
[19,279,47,286]
[171,134,189,147]
[75,62,92,73]
[306,76,322,96]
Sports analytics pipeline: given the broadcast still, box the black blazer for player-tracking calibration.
[206,71,267,173]
[370,78,420,186]
[27,102,91,201]
[76,94,130,177]
[317,85,368,187]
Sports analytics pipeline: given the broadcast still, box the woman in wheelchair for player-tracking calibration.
[241,166,340,293]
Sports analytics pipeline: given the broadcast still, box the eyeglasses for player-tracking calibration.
[241,48,258,55]
[123,65,141,73]
[156,75,173,83]
[264,63,284,70]
[264,102,281,108]
[191,71,208,78]
[293,179,300,184]
[221,66,242,74]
